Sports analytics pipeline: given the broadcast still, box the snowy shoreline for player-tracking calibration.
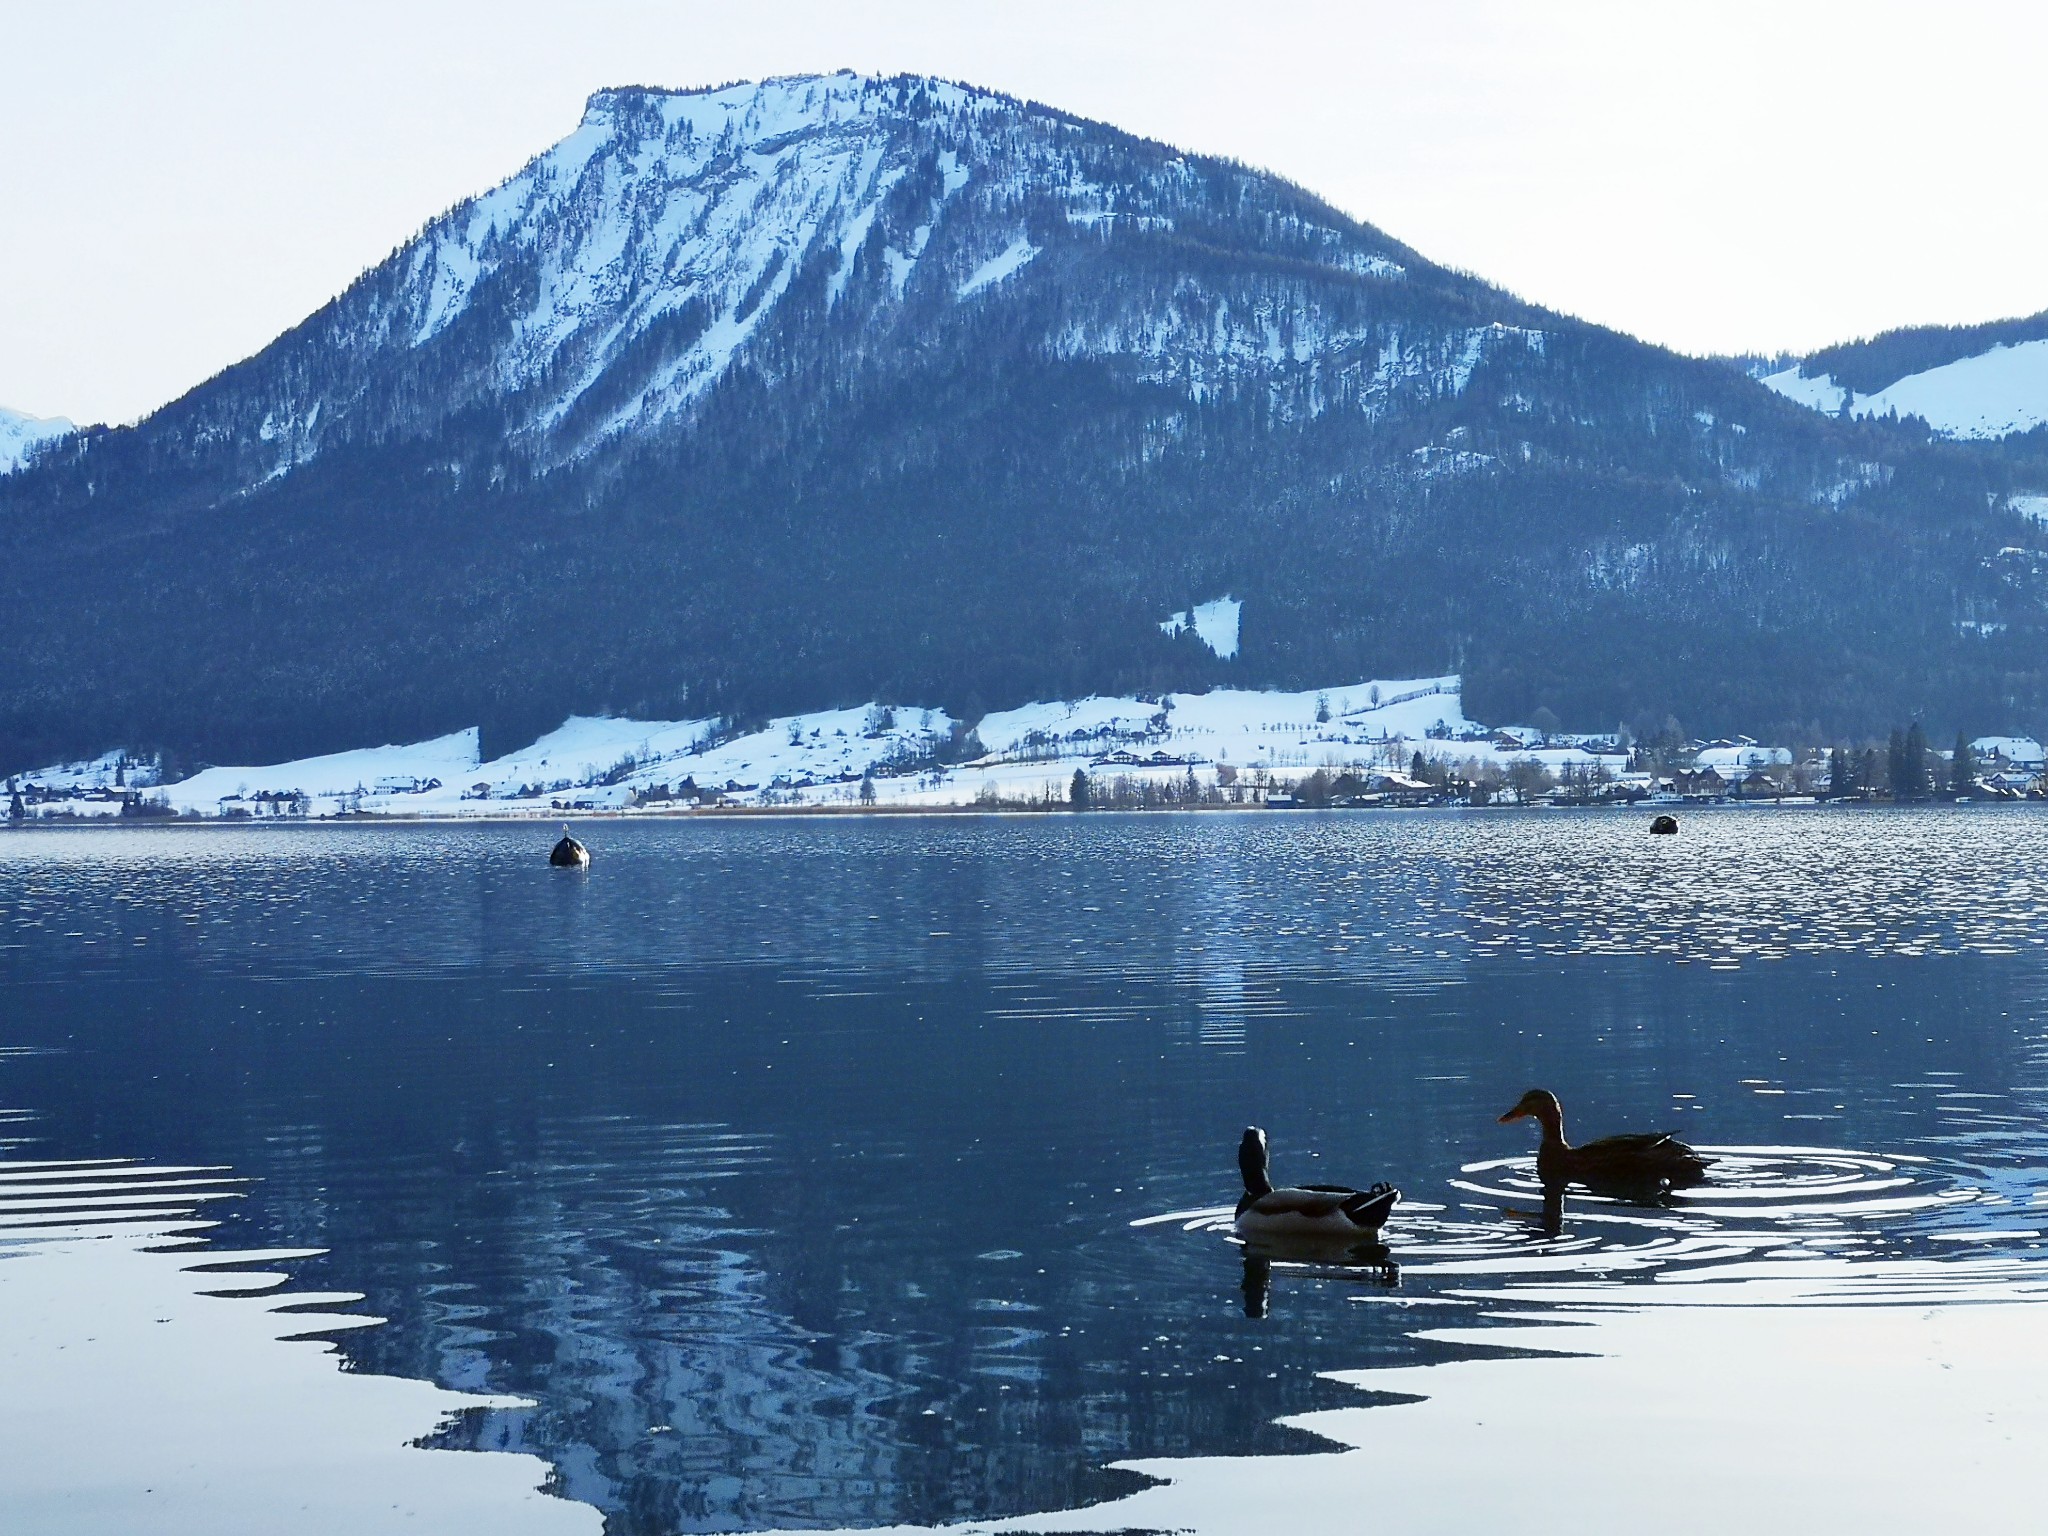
[1,797,1865,833]
[6,675,1590,823]
[11,671,2010,826]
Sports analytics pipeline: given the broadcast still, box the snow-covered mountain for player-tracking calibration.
[140,71,1504,486]
[0,407,72,475]
[5,72,2048,775]
[1756,309,2048,438]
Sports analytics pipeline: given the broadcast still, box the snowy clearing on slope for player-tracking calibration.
[957,237,1040,297]
[1761,340,2048,439]
[1159,597,1242,658]
[2008,494,2048,524]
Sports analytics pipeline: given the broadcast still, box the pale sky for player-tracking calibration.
[5,0,2046,426]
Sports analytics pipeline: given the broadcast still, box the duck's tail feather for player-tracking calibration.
[1341,1182,1400,1228]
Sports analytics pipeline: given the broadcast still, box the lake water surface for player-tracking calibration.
[3,808,2046,1533]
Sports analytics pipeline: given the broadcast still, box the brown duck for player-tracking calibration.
[1498,1089,1709,1197]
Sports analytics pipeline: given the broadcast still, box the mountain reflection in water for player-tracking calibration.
[0,1158,594,1536]
[2,808,2047,1532]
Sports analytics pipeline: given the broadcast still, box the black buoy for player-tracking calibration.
[1649,813,1679,835]
[549,827,590,867]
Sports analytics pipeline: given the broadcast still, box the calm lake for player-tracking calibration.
[4,808,2046,1534]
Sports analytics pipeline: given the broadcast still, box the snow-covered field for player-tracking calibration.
[7,676,1635,821]
[1760,339,2048,439]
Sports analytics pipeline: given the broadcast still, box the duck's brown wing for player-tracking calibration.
[1578,1132,1683,1156]
[1577,1132,1711,1187]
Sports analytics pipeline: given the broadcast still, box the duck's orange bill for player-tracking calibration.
[1497,1109,1526,1122]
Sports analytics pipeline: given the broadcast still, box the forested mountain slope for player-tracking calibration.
[6,72,2048,772]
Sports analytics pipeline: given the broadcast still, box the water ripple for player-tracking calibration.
[1142,1144,2040,1302]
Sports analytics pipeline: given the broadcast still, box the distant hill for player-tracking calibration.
[1755,310,2048,439]
[1805,311,2048,397]
[7,72,2048,774]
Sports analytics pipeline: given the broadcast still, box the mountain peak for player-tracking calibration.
[158,68,1419,481]
[577,72,1016,137]
[0,406,74,476]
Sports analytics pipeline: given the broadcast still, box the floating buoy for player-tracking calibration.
[549,828,590,867]
[1649,814,1679,835]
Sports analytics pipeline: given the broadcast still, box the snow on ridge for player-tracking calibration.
[393,71,1065,457]
[1053,303,1542,417]
[1761,340,2048,439]
[0,406,75,475]
[581,72,1008,149]
[1341,252,1406,280]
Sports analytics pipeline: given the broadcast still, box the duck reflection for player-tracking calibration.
[1516,1174,1704,1238]
[1238,1236,1399,1319]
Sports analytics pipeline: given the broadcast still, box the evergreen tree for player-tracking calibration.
[859,771,876,805]
[1829,746,1850,795]
[1887,728,1908,799]
[1950,733,1976,795]
[1069,768,1090,810]
[1903,722,1930,800]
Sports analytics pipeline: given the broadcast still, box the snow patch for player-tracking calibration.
[957,237,1041,298]
[2007,494,2048,525]
[1693,744,1791,776]
[1160,597,1242,658]
[1758,367,1850,415]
